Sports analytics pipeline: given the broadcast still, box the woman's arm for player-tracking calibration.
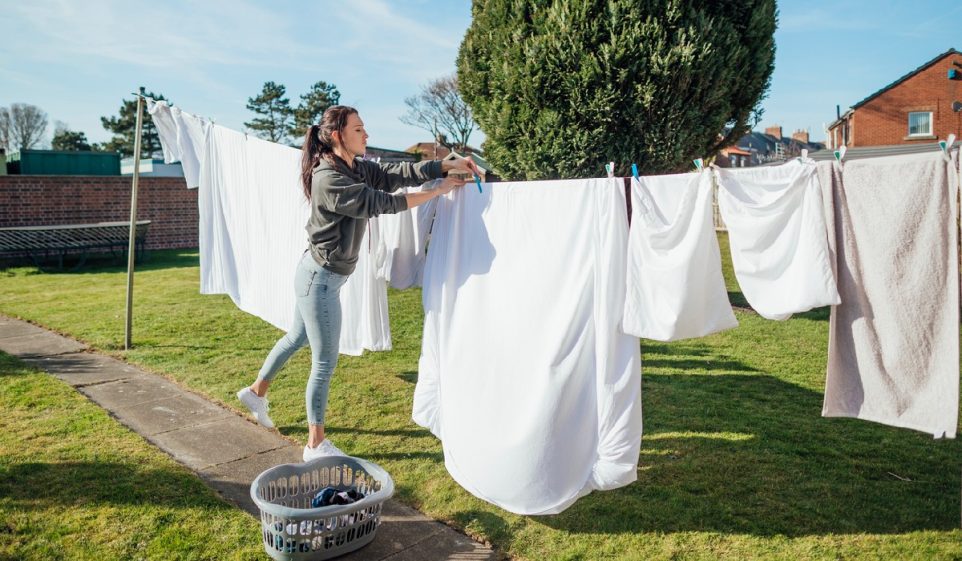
[405,176,467,208]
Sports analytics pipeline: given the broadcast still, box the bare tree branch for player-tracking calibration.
[4,103,48,151]
[400,75,477,151]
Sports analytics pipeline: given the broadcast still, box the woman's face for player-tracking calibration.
[335,113,368,158]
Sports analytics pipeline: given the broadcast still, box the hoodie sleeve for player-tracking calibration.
[360,159,443,193]
[313,170,409,218]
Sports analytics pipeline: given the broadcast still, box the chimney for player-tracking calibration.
[791,129,809,144]
[765,125,783,139]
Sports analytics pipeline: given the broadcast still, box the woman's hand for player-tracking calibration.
[435,175,468,196]
[405,176,467,209]
[441,155,482,177]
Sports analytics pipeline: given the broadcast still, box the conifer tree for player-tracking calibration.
[246,81,294,143]
[457,1,777,179]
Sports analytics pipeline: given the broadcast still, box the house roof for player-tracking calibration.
[443,151,495,174]
[828,47,960,129]
[405,142,481,156]
[721,146,752,156]
[735,131,825,153]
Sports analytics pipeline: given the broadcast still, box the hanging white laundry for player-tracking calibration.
[198,123,392,355]
[146,99,181,164]
[374,180,440,289]
[622,170,737,341]
[172,108,208,189]
[818,151,960,438]
[338,219,392,355]
[715,160,840,320]
[414,177,642,515]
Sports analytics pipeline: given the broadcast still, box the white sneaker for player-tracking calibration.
[236,387,275,429]
[303,439,346,462]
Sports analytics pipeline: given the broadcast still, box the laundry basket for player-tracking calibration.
[250,456,394,561]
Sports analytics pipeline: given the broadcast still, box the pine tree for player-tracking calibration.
[51,129,92,151]
[245,81,294,144]
[457,0,777,179]
[100,92,167,158]
[291,81,341,142]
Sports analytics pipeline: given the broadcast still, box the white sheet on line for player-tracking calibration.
[817,150,960,438]
[715,160,840,320]
[146,99,180,164]
[413,177,642,515]
[622,170,737,341]
[374,180,439,289]
[196,123,397,356]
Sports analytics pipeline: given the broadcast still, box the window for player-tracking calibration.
[729,154,737,167]
[908,112,932,136]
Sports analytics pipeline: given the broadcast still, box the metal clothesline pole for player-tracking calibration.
[124,86,146,350]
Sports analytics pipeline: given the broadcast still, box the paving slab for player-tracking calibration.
[0,331,86,357]
[113,393,233,436]
[0,317,48,339]
[78,374,183,410]
[199,445,303,515]
[23,352,142,387]
[149,416,287,470]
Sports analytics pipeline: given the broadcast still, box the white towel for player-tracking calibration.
[715,160,840,320]
[622,170,737,341]
[818,151,959,438]
[414,177,642,515]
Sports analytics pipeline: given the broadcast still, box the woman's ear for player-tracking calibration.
[330,130,340,146]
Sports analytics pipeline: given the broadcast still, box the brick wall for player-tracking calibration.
[0,175,197,250]
[847,52,962,147]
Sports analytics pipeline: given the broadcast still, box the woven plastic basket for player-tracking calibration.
[250,456,394,561]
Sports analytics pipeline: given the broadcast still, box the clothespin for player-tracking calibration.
[801,149,809,160]
[693,158,704,171]
[833,145,847,164]
[631,163,639,181]
[605,162,615,178]
[473,174,483,194]
[939,134,956,155]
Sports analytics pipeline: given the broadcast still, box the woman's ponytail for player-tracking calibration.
[300,106,358,200]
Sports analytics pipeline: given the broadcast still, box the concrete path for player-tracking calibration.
[0,315,499,561]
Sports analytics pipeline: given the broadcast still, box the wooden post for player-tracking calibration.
[124,87,145,350]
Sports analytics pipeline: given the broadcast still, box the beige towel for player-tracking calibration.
[817,150,959,438]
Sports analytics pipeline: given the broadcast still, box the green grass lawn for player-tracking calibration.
[0,351,264,561]
[0,236,960,561]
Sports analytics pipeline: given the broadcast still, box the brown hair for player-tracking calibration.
[300,105,358,200]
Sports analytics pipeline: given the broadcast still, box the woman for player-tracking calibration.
[236,105,478,461]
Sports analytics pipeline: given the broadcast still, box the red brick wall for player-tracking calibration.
[850,52,962,147]
[0,175,197,250]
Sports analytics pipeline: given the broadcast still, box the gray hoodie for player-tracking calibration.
[306,157,443,275]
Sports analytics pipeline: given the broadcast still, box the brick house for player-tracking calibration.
[718,126,825,167]
[827,48,962,149]
[405,142,481,162]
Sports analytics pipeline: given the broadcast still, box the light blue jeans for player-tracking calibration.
[256,252,349,425]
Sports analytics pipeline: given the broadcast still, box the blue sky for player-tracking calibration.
[2,0,960,150]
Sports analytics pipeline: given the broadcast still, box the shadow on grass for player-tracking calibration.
[0,461,238,511]
[451,372,961,538]
[1,249,200,276]
[397,371,418,384]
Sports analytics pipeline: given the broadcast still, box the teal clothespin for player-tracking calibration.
[605,162,615,178]
[631,163,639,180]
[939,133,956,154]
[833,145,847,164]
[473,174,483,193]
[693,158,704,171]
